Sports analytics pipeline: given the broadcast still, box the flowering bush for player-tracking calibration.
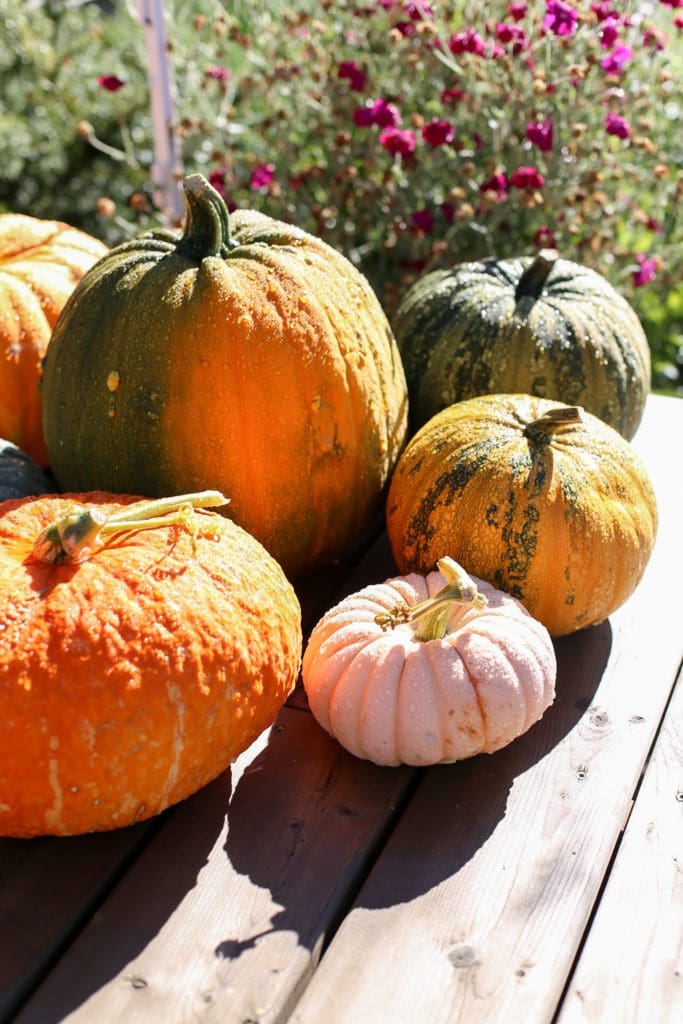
[0,0,681,390]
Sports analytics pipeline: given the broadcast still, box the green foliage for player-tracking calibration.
[0,0,680,393]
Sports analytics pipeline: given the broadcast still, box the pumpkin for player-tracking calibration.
[386,394,657,636]
[0,213,107,465]
[0,490,302,837]
[393,250,651,439]
[0,438,54,501]
[41,173,408,578]
[302,556,556,766]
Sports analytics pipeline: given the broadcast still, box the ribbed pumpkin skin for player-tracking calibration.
[0,439,54,501]
[302,566,556,766]
[42,177,408,578]
[0,214,107,465]
[386,395,657,636]
[394,255,651,439]
[0,493,302,837]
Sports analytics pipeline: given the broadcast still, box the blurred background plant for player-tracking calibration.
[1,0,681,392]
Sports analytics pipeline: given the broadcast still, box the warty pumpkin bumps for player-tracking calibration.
[41,173,408,578]
[393,250,651,439]
[302,556,556,766]
[386,394,657,636]
[0,491,302,837]
[0,213,107,466]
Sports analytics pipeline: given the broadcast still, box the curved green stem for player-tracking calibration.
[177,174,238,260]
[524,405,583,444]
[375,557,487,642]
[31,491,229,565]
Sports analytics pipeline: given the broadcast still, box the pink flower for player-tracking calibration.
[676,15,683,28]
[591,2,615,20]
[250,163,276,189]
[338,60,367,91]
[379,127,416,156]
[604,112,630,138]
[353,97,401,127]
[441,202,456,223]
[534,226,556,248]
[601,45,633,73]
[646,217,663,232]
[543,1,579,37]
[659,0,683,7]
[410,207,434,232]
[97,74,125,92]
[508,1,528,20]
[526,117,554,151]
[206,66,231,82]
[480,172,509,198]
[406,0,434,18]
[643,26,666,49]
[441,86,467,104]
[422,118,455,147]
[448,28,486,56]
[510,166,545,189]
[496,23,528,52]
[632,253,658,287]
[599,16,620,48]
[209,169,226,196]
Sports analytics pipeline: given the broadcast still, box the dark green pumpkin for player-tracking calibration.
[0,439,54,501]
[393,251,651,439]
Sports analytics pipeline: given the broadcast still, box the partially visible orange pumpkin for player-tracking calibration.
[0,490,302,837]
[0,214,107,466]
[386,395,657,636]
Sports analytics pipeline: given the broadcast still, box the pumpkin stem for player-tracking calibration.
[375,557,487,642]
[524,405,583,444]
[31,490,229,565]
[177,174,239,260]
[515,249,558,302]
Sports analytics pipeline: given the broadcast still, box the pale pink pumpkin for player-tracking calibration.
[302,557,556,766]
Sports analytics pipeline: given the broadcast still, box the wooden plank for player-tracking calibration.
[0,823,156,1022]
[557,662,683,1024]
[13,707,416,1024]
[289,395,683,1024]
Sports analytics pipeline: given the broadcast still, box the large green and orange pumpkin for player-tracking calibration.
[393,251,651,439]
[386,394,657,636]
[0,490,302,837]
[0,213,107,466]
[41,174,408,577]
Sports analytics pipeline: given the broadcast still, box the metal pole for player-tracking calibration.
[136,0,184,223]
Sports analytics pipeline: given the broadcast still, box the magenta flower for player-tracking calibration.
[97,74,125,92]
[206,66,230,82]
[479,172,509,198]
[209,169,226,196]
[659,0,683,7]
[510,166,545,189]
[643,27,666,49]
[410,207,434,232]
[533,225,557,248]
[353,97,401,128]
[604,112,630,138]
[406,0,434,18]
[379,127,417,156]
[441,202,456,223]
[338,60,367,91]
[250,163,276,189]
[526,117,554,151]
[448,29,487,56]
[601,45,633,73]
[543,1,579,37]
[632,254,658,287]
[599,16,620,48]
[441,86,467,104]
[676,15,683,28]
[496,23,528,52]
[591,2,614,20]
[422,118,455,147]
[508,1,528,20]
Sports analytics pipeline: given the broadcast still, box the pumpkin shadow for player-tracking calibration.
[219,619,611,953]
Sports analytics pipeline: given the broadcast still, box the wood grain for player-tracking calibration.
[557,662,683,1024]
[289,395,683,1024]
[13,708,415,1024]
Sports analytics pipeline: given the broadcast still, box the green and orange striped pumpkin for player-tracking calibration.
[386,394,657,636]
[41,174,408,578]
[393,251,651,439]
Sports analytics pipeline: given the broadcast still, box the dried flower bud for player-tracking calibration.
[76,120,94,139]
[653,164,670,179]
[95,197,115,218]
[129,192,150,212]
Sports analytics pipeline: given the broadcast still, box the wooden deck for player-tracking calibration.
[2,394,681,1024]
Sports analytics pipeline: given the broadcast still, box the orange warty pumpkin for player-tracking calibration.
[0,214,107,466]
[0,491,302,837]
